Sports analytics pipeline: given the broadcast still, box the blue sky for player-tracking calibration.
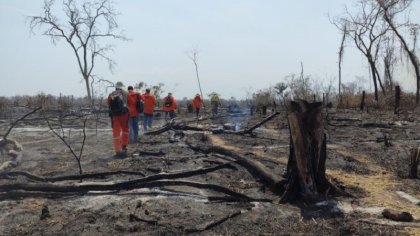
[0,0,419,99]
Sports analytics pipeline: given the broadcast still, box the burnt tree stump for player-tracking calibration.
[410,148,419,179]
[281,100,332,203]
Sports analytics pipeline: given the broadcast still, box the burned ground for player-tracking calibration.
[0,108,419,235]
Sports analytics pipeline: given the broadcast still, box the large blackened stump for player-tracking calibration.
[281,100,331,203]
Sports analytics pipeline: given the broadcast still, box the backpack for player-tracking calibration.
[109,91,127,115]
[164,96,172,107]
[136,95,144,113]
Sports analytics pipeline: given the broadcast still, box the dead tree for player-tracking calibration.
[378,0,420,106]
[338,24,347,102]
[187,48,205,109]
[43,112,88,181]
[409,148,419,178]
[333,0,388,102]
[281,100,332,203]
[28,0,128,103]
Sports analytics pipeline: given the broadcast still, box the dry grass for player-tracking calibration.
[326,146,420,235]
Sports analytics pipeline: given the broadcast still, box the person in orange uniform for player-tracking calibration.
[108,82,129,157]
[127,85,142,144]
[192,93,203,121]
[141,88,156,131]
[163,92,177,122]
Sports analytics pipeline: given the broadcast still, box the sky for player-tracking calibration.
[0,0,419,99]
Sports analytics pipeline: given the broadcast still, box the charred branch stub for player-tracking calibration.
[280,100,333,203]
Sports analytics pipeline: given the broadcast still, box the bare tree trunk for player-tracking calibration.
[280,100,332,203]
[84,75,92,103]
[338,26,347,101]
[395,85,400,115]
[360,91,366,111]
[369,61,379,102]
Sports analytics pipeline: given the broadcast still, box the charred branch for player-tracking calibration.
[1,107,42,142]
[186,141,284,193]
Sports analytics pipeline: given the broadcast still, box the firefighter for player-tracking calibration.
[192,93,203,121]
[141,88,156,131]
[163,92,177,122]
[127,85,142,144]
[108,82,129,157]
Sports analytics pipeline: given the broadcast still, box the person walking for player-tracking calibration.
[141,88,156,132]
[108,81,129,157]
[163,92,177,122]
[210,93,221,118]
[127,85,142,144]
[192,93,203,122]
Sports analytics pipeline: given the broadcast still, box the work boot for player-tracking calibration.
[121,146,128,157]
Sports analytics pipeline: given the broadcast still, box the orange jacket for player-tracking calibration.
[192,95,202,109]
[163,95,177,112]
[127,90,142,117]
[141,92,156,114]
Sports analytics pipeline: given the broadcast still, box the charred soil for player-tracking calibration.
[0,108,419,235]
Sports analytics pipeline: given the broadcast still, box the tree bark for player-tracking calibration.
[280,100,332,203]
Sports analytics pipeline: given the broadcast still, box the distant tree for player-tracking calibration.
[383,36,396,91]
[377,0,420,106]
[273,82,288,105]
[333,0,389,102]
[285,63,313,101]
[29,0,128,104]
[186,48,205,105]
[338,23,347,100]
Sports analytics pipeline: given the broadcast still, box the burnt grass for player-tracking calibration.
[0,108,419,235]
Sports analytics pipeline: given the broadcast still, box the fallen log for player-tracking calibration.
[145,112,280,137]
[0,164,244,195]
[382,209,413,222]
[239,111,280,135]
[0,180,255,201]
[360,123,391,129]
[186,141,284,193]
[0,170,146,182]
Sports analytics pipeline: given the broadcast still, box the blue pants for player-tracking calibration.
[128,115,139,143]
[143,113,153,131]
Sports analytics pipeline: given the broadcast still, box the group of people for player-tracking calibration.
[108,82,207,158]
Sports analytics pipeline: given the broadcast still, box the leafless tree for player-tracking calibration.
[333,0,390,102]
[187,49,205,105]
[337,23,347,102]
[43,111,88,181]
[28,0,128,104]
[383,36,396,91]
[377,0,420,106]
